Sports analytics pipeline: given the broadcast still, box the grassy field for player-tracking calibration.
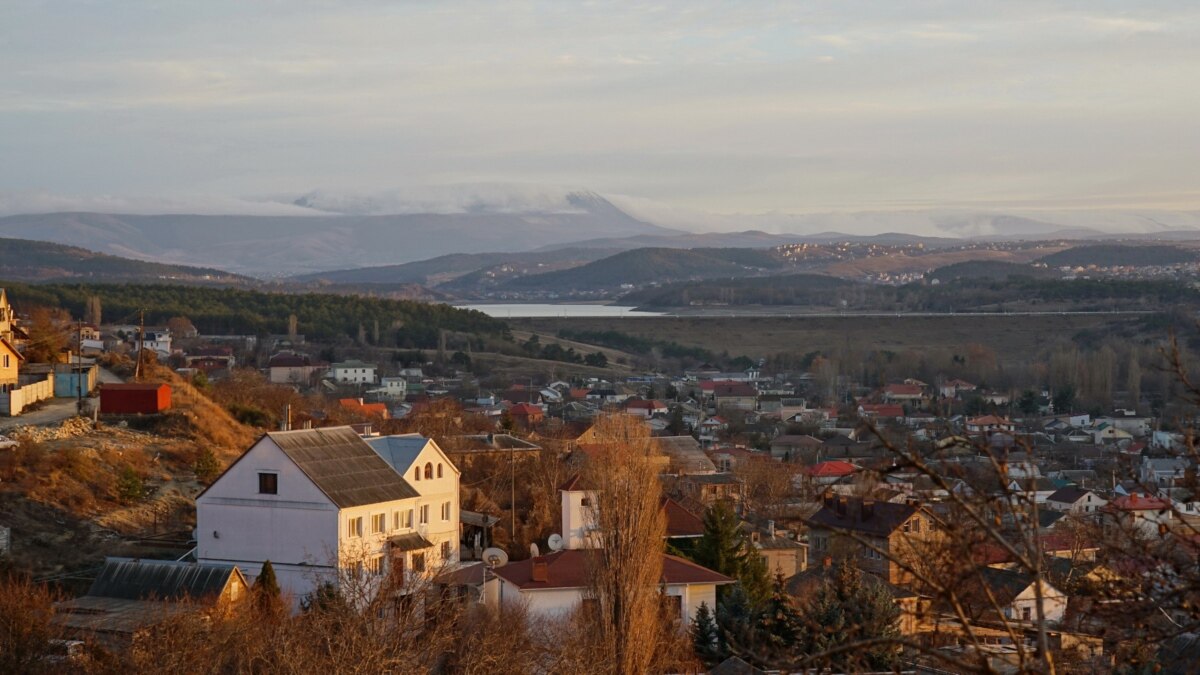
[513,313,1160,365]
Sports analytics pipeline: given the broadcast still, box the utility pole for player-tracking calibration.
[134,310,145,382]
[76,319,83,415]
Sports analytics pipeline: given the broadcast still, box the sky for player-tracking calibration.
[2,1,1199,218]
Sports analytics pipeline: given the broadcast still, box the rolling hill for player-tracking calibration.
[492,247,787,292]
[291,247,620,286]
[1037,244,1198,267]
[925,260,1057,283]
[0,237,249,283]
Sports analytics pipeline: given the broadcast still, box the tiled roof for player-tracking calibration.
[267,427,418,507]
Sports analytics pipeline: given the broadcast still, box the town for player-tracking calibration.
[1,283,1198,674]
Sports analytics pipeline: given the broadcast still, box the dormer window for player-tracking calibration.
[258,472,278,495]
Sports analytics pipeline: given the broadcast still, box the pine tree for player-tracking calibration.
[254,560,282,614]
[800,563,900,670]
[693,500,771,606]
[691,601,723,665]
[755,573,803,662]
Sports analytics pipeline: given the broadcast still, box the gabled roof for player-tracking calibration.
[366,433,432,476]
[803,460,858,477]
[86,558,242,602]
[0,336,23,360]
[493,549,733,590]
[1109,493,1172,512]
[808,496,920,538]
[267,427,419,507]
[661,497,705,538]
[1046,486,1092,504]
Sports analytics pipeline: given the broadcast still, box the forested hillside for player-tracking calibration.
[3,282,508,346]
[0,237,247,283]
[1037,244,1197,267]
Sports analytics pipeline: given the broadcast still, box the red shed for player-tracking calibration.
[100,383,172,415]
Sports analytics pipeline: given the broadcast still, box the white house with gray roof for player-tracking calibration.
[196,427,459,609]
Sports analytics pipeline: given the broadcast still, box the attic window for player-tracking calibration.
[424,463,433,480]
[258,473,278,495]
[437,464,443,478]
[414,468,420,481]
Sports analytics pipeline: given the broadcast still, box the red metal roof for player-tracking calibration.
[803,460,858,477]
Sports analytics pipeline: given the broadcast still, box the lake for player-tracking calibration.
[456,303,664,318]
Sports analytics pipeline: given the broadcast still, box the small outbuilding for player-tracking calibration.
[100,383,172,415]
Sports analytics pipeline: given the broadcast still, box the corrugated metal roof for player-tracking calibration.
[268,427,419,508]
[365,434,429,476]
[87,558,237,601]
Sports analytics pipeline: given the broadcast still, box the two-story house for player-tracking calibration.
[365,433,461,565]
[807,494,935,586]
[196,427,457,609]
[329,360,377,385]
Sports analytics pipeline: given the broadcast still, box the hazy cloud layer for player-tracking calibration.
[2,1,1198,219]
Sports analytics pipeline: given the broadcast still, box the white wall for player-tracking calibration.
[561,489,600,550]
[405,441,461,565]
[197,437,341,604]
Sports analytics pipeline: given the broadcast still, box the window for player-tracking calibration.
[393,511,401,530]
[911,518,921,533]
[348,516,363,537]
[661,593,683,620]
[424,463,433,480]
[420,505,429,525]
[414,467,420,481]
[412,552,426,572]
[258,472,278,495]
[581,497,591,507]
[441,541,452,560]
[372,514,386,534]
[441,501,451,521]
[1022,607,1032,621]
[2,355,7,368]
[406,509,414,528]
[367,556,384,576]
[437,463,443,478]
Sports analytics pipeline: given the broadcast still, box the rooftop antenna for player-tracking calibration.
[547,533,564,552]
[529,542,540,558]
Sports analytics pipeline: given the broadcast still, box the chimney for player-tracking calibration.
[822,555,833,569]
[836,496,848,518]
[823,491,835,508]
[531,557,549,582]
[862,499,875,521]
[767,520,776,538]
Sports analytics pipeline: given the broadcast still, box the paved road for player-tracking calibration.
[0,367,124,431]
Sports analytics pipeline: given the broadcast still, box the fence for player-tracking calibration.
[0,373,54,416]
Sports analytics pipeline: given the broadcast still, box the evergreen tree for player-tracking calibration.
[691,601,723,665]
[693,500,771,606]
[800,563,900,671]
[666,406,687,436]
[254,560,282,614]
[192,448,221,484]
[755,573,803,663]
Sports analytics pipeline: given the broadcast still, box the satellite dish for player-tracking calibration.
[482,547,509,568]
[529,542,540,558]
[547,533,564,552]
